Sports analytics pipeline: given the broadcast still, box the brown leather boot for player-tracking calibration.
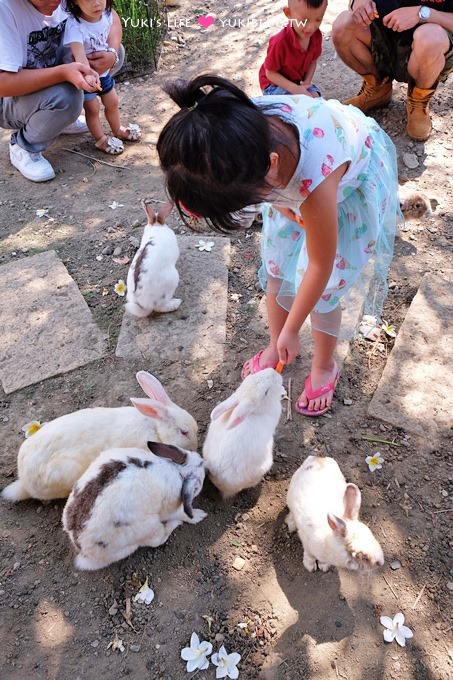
[343,75,392,112]
[406,84,436,141]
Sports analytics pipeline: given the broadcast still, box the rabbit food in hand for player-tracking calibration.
[1,371,198,502]
[202,368,283,498]
[62,441,207,570]
[125,201,181,317]
[286,455,384,572]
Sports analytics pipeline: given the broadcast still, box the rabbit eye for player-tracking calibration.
[180,428,189,437]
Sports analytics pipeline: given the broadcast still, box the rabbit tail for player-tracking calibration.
[1,480,32,502]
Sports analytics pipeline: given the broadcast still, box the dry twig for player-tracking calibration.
[412,584,426,609]
[62,146,130,169]
[383,574,398,600]
[286,377,293,422]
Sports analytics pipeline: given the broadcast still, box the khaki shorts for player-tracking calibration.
[370,22,453,84]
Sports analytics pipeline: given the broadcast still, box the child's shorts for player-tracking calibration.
[84,73,115,101]
[262,83,322,97]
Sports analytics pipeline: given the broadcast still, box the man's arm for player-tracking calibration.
[0,62,99,97]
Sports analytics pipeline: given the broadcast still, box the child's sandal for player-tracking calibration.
[114,123,142,142]
[95,135,124,155]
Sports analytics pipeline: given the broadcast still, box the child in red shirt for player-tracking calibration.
[259,0,327,97]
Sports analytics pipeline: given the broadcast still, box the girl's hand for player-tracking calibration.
[88,49,116,74]
[277,327,300,365]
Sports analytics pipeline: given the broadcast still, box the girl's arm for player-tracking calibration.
[69,42,90,68]
[277,162,348,364]
[88,10,122,74]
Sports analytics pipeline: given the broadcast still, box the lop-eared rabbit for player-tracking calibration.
[202,368,283,498]
[286,455,384,572]
[1,371,197,502]
[62,441,207,570]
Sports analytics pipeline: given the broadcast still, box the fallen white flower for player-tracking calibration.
[366,452,384,472]
[380,612,413,647]
[109,201,124,210]
[211,644,241,679]
[197,239,215,252]
[181,632,212,672]
[134,577,154,605]
[107,633,125,652]
[114,280,126,296]
[36,208,49,218]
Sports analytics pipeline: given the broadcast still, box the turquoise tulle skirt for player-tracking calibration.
[259,124,402,324]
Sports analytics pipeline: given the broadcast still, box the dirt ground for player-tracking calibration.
[1,1,452,678]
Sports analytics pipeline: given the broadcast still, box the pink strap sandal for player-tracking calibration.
[295,371,340,416]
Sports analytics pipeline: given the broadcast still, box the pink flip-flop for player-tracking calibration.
[241,350,279,380]
[295,371,340,416]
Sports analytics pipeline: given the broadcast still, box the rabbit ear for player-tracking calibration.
[157,202,173,224]
[343,483,361,520]
[210,395,240,421]
[181,474,199,518]
[141,200,156,224]
[225,400,254,430]
[327,513,347,537]
[130,397,168,420]
[147,441,187,465]
[136,372,171,404]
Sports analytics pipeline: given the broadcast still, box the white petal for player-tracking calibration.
[228,652,241,665]
[200,641,213,654]
[380,616,394,628]
[199,657,210,670]
[395,630,406,647]
[186,658,199,672]
[383,628,395,643]
[216,667,228,679]
[181,648,197,661]
[211,652,220,666]
[393,612,405,626]
[227,666,239,679]
[400,625,413,639]
[190,632,200,647]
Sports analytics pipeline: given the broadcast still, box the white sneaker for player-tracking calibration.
[60,115,89,135]
[9,143,55,182]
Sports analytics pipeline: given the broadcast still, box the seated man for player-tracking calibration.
[0,0,123,182]
[332,0,453,141]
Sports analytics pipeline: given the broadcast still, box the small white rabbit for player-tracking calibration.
[202,368,283,498]
[286,455,384,572]
[62,441,207,570]
[1,371,198,502]
[125,201,181,318]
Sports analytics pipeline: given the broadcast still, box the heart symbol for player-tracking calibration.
[198,15,215,28]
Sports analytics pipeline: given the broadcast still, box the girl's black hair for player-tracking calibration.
[64,0,113,21]
[157,74,294,233]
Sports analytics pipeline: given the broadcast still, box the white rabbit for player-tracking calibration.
[202,368,283,498]
[125,200,181,318]
[1,371,198,502]
[62,441,207,570]
[286,455,384,572]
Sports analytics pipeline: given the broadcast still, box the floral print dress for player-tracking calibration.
[256,95,401,316]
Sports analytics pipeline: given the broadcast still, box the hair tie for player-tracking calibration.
[179,200,202,219]
[187,101,198,112]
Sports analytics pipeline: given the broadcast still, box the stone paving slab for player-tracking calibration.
[0,250,107,394]
[368,272,452,439]
[115,237,231,377]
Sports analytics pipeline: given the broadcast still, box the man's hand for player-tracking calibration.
[383,6,420,31]
[352,0,379,26]
[61,62,101,91]
[88,50,116,75]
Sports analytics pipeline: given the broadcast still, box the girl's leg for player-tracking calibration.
[242,277,288,377]
[296,306,342,413]
[83,97,104,142]
[101,88,122,137]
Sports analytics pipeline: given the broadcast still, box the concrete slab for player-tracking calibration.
[115,236,231,377]
[0,250,106,394]
[368,273,452,439]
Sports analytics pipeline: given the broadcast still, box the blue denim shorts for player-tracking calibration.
[262,83,322,97]
[84,73,115,101]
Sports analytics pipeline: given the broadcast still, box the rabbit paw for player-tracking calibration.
[186,508,208,524]
[285,512,297,533]
[303,552,318,572]
[317,561,331,572]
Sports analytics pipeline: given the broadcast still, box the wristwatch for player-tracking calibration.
[418,6,432,21]
[105,46,120,68]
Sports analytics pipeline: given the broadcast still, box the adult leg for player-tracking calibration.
[332,11,392,111]
[406,25,450,141]
[1,83,83,181]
